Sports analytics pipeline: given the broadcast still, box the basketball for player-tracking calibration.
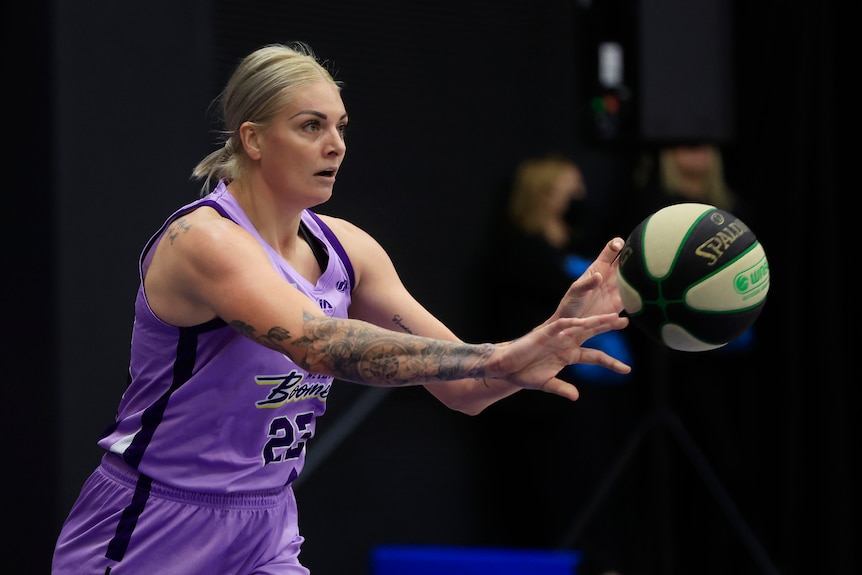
[616,202,770,352]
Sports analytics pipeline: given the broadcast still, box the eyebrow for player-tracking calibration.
[288,110,349,121]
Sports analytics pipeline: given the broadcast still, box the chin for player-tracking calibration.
[308,187,333,207]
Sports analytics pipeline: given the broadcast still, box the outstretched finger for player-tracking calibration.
[538,376,580,401]
[559,313,629,343]
[575,346,632,375]
[598,237,625,265]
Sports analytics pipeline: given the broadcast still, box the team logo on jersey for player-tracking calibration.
[336,278,349,292]
[255,370,331,408]
[318,298,334,314]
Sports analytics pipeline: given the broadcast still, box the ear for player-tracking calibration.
[238,121,262,161]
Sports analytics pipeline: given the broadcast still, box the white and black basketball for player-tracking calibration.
[616,202,770,352]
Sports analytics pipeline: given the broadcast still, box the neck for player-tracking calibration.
[226,179,304,256]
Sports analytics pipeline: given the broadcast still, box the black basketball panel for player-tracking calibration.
[665,300,766,344]
[660,209,758,297]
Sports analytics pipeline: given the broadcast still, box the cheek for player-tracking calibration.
[259,150,304,186]
[260,137,304,170]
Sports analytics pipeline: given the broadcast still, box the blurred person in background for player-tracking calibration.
[477,153,635,575]
[627,142,749,226]
[621,141,764,574]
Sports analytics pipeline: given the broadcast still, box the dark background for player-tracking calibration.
[5,0,852,574]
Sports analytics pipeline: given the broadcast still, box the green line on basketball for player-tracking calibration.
[616,202,770,352]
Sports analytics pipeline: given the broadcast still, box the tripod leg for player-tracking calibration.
[557,412,658,549]
[665,411,782,575]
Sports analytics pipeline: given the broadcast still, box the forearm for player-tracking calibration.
[232,311,496,386]
[425,375,522,416]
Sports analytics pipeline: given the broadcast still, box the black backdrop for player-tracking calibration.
[4,1,852,574]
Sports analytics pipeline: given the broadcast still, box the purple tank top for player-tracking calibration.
[98,181,353,493]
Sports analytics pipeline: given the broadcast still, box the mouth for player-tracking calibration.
[315,168,337,178]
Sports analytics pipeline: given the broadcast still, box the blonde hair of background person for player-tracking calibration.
[634,143,735,211]
[507,154,586,249]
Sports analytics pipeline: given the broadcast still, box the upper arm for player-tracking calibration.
[321,216,454,338]
[144,207,326,354]
[321,216,518,412]
[143,210,517,408]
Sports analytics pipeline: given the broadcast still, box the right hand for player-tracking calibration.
[492,312,631,401]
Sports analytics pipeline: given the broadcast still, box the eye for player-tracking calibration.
[338,122,348,138]
[302,120,321,132]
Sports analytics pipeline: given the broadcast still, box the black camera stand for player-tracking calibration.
[558,347,782,575]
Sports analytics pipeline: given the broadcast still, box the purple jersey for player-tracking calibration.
[53,181,354,572]
[99,180,353,492]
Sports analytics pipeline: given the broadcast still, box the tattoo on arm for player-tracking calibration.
[392,314,414,334]
[392,313,486,388]
[231,320,291,349]
[166,217,192,244]
[230,311,494,386]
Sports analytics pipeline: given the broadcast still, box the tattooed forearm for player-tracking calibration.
[232,311,495,387]
[302,312,495,386]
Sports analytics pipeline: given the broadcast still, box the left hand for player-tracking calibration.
[547,237,626,324]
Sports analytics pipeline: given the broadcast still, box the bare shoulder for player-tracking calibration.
[314,213,387,259]
[314,213,398,294]
[315,213,372,243]
[147,206,273,325]
[162,205,243,248]
[152,206,261,281]
[156,206,270,273]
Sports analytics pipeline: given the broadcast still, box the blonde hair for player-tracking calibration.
[507,155,579,234]
[192,42,341,195]
[658,144,733,210]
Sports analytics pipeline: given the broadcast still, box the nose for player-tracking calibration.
[325,126,346,157]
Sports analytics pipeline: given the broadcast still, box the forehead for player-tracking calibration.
[285,80,346,115]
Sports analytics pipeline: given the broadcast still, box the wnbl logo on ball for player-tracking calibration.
[734,257,769,300]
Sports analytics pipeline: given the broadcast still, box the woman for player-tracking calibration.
[52,43,630,574]
[491,154,589,340]
[627,142,746,229]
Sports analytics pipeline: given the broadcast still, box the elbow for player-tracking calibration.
[425,379,502,416]
[439,396,488,417]
[458,404,486,417]
[426,378,515,416]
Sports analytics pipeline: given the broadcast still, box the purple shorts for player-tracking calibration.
[52,453,309,574]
